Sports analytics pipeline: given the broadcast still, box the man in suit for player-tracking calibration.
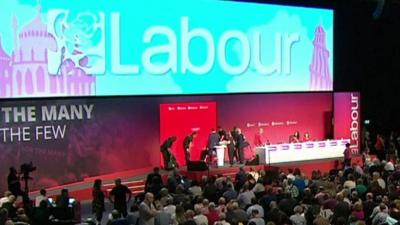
[236,128,248,164]
[207,129,220,164]
[183,132,197,164]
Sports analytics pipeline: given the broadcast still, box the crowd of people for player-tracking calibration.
[1,130,400,225]
[102,155,400,225]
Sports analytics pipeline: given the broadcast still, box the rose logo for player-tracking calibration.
[51,11,105,74]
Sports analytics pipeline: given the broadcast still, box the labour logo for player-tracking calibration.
[47,10,105,75]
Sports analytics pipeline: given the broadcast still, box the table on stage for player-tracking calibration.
[255,139,350,165]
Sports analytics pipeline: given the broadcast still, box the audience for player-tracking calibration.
[1,145,400,225]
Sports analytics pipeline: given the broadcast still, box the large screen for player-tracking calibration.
[0,0,333,98]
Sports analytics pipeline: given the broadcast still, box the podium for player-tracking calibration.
[215,145,226,167]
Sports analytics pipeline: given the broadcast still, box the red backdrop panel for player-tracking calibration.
[218,93,333,147]
[160,102,217,166]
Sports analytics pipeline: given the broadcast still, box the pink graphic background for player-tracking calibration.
[334,92,361,153]
[0,5,96,98]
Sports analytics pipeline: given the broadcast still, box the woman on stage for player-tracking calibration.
[303,132,311,142]
[290,131,301,143]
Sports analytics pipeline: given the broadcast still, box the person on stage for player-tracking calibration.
[91,179,105,225]
[343,143,352,167]
[160,136,178,170]
[226,132,237,166]
[302,132,311,142]
[375,134,386,161]
[7,167,23,198]
[290,131,301,143]
[109,178,132,218]
[254,128,265,147]
[207,128,220,163]
[236,128,249,164]
[218,126,227,142]
[183,131,197,164]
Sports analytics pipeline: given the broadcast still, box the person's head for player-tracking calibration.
[61,189,68,196]
[232,202,239,210]
[145,192,154,203]
[185,210,195,219]
[9,167,17,174]
[3,191,12,198]
[353,202,362,211]
[218,197,226,205]
[379,203,387,212]
[191,131,198,138]
[237,128,242,134]
[219,213,226,221]
[153,167,160,174]
[304,132,310,138]
[366,192,374,200]
[175,205,185,216]
[111,210,121,219]
[294,131,300,138]
[209,202,216,211]
[115,178,122,186]
[93,179,102,189]
[346,143,350,148]
[294,205,303,214]
[8,195,16,203]
[39,189,47,196]
[269,201,277,209]
[259,128,264,134]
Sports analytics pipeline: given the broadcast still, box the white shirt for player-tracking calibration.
[164,205,176,216]
[377,178,386,189]
[35,195,48,207]
[214,220,230,225]
[189,186,202,197]
[247,204,264,218]
[238,190,255,209]
[194,214,208,225]
[0,197,9,208]
[248,217,265,225]
[343,181,356,190]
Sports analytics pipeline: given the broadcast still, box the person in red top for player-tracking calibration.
[375,134,386,161]
[343,143,352,167]
[302,132,311,142]
[206,202,220,225]
[254,128,264,147]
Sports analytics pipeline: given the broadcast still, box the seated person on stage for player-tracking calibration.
[302,132,311,142]
[290,131,301,143]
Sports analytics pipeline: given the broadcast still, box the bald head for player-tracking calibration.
[145,192,154,203]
